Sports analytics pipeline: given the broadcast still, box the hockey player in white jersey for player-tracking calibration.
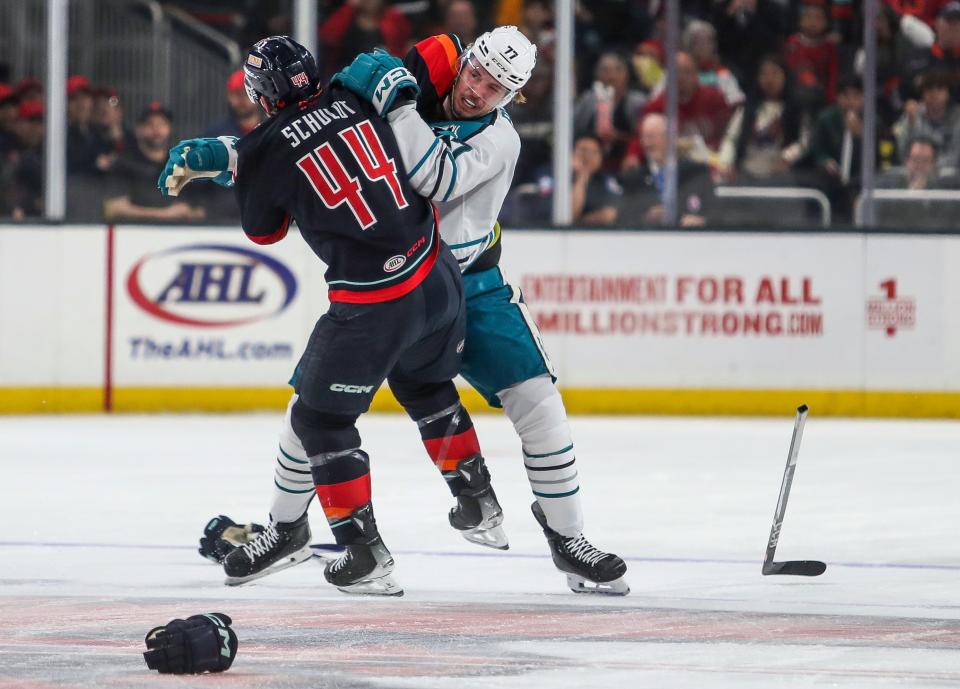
[321,27,628,595]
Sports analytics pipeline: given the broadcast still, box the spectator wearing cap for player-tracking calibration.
[893,70,960,170]
[620,113,716,227]
[574,53,646,172]
[104,105,205,223]
[66,75,114,176]
[0,84,17,217]
[7,99,45,218]
[14,77,42,103]
[623,52,733,172]
[318,0,411,79]
[901,2,960,100]
[783,0,839,112]
[0,83,19,158]
[66,75,117,220]
[198,69,263,223]
[203,69,264,139]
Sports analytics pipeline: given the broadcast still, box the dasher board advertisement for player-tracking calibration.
[111,226,327,387]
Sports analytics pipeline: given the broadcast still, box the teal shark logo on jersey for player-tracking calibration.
[431,111,497,142]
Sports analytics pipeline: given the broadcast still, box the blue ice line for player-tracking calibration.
[1,540,959,572]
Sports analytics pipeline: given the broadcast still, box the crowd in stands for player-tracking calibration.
[0,65,262,222]
[504,0,960,227]
[2,0,960,228]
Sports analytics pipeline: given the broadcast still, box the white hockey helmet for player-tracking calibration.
[462,26,537,107]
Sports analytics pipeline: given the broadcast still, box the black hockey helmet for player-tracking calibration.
[242,36,320,113]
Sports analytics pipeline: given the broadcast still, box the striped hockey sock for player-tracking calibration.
[500,375,584,537]
[417,402,482,496]
[269,397,316,524]
[310,449,371,545]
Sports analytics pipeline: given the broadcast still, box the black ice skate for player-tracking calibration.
[324,504,403,596]
[448,454,509,550]
[222,513,313,586]
[531,502,630,596]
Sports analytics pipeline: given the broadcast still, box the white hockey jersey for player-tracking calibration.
[386,102,520,272]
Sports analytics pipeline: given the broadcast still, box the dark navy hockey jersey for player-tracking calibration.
[235,85,440,304]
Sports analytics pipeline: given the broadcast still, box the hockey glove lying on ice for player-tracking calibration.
[158,136,237,197]
[332,49,420,116]
[198,514,265,563]
[143,613,238,674]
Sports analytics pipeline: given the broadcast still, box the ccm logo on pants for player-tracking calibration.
[330,383,375,393]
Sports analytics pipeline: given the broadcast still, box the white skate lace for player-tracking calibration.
[329,551,349,574]
[243,524,280,561]
[564,535,607,567]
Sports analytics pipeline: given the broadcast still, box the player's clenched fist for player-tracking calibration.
[333,49,420,117]
[158,136,238,196]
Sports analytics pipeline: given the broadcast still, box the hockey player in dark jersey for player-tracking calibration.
[175,32,627,596]
[158,36,501,596]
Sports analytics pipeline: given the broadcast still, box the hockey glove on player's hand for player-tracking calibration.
[332,49,420,116]
[143,613,238,674]
[198,515,265,564]
[158,137,237,197]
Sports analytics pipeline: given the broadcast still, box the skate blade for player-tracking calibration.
[565,573,630,596]
[461,524,509,550]
[223,545,313,587]
[335,573,404,597]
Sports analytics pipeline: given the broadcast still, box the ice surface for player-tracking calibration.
[2,412,960,688]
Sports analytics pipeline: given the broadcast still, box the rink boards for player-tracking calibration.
[2,224,959,417]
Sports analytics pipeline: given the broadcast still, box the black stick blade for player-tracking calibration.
[762,560,827,576]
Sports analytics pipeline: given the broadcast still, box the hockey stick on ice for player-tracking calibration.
[762,404,826,577]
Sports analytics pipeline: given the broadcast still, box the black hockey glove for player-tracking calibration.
[143,613,238,674]
[199,515,265,563]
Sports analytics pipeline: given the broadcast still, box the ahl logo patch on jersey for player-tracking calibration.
[383,255,407,273]
[291,71,310,88]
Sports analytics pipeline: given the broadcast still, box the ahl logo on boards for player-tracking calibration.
[126,243,297,327]
[865,278,915,337]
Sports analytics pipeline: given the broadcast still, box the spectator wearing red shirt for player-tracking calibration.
[318,0,412,77]
[623,52,732,171]
[683,19,744,107]
[783,0,839,110]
